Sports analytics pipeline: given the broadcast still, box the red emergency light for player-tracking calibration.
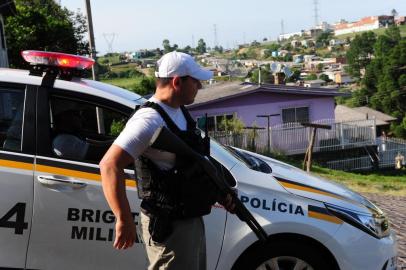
[21,50,95,70]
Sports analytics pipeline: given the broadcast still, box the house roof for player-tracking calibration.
[353,107,397,122]
[335,105,396,126]
[189,82,349,108]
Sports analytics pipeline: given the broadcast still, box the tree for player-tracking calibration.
[214,45,224,53]
[162,39,175,53]
[349,26,406,137]
[5,0,89,68]
[251,40,260,47]
[196,38,207,54]
[250,66,272,84]
[316,31,333,47]
[346,31,376,79]
[391,9,398,18]
[305,73,318,80]
[319,74,331,83]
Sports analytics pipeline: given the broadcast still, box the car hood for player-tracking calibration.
[242,151,381,214]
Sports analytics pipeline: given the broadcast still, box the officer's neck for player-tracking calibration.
[154,87,182,109]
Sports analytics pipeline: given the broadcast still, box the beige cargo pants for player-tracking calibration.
[140,212,206,270]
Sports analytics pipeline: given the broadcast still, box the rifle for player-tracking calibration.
[150,126,268,243]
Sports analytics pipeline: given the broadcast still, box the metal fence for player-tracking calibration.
[210,119,406,171]
[270,119,376,155]
[325,156,373,171]
[210,119,377,156]
[323,138,406,171]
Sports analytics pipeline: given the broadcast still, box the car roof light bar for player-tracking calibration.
[21,50,95,70]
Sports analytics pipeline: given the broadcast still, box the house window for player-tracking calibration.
[197,114,234,131]
[282,106,309,123]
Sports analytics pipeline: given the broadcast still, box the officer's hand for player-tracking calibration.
[221,193,236,214]
[114,219,137,250]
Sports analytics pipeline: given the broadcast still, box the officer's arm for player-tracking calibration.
[100,145,135,249]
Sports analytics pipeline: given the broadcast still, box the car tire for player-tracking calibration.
[233,239,337,270]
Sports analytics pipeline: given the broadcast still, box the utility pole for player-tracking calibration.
[213,24,218,48]
[85,0,104,135]
[257,114,280,154]
[85,0,98,81]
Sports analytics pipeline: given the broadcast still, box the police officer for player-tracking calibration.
[100,51,235,270]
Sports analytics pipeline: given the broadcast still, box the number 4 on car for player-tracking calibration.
[0,51,398,270]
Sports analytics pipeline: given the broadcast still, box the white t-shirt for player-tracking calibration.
[113,96,187,170]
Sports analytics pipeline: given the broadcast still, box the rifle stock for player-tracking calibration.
[150,127,268,242]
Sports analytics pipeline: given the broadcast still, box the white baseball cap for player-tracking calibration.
[155,51,213,80]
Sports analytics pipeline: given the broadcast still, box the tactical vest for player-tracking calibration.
[135,101,218,219]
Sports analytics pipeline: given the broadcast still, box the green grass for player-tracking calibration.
[335,25,406,40]
[100,77,140,89]
[310,166,406,196]
[269,152,406,196]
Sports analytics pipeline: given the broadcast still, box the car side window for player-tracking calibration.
[0,87,25,152]
[49,96,128,164]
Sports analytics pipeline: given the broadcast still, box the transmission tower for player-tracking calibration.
[313,0,319,27]
[103,33,116,54]
[281,19,285,35]
[192,35,195,48]
[213,24,218,48]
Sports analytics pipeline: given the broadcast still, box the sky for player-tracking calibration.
[60,0,406,55]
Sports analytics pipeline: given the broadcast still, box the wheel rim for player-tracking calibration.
[256,256,315,270]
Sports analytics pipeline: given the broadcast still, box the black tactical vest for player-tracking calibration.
[135,101,218,219]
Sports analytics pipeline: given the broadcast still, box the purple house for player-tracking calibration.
[188,82,347,131]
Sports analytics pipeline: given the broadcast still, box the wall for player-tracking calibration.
[189,91,335,128]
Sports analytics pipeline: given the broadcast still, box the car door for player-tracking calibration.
[0,83,35,269]
[25,87,146,270]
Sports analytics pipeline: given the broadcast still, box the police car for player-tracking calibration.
[0,51,397,270]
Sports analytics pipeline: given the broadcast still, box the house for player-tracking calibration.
[335,72,355,85]
[395,16,405,26]
[0,0,15,67]
[335,105,396,135]
[291,40,302,48]
[303,79,326,88]
[301,39,315,48]
[187,82,347,131]
[329,39,346,46]
[278,31,304,41]
[334,15,395,36]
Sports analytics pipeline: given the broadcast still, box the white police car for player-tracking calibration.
[0,51,397,270]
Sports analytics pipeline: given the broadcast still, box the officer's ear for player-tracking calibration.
[171,76,182,90]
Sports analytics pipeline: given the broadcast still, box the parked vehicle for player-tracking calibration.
[0,51,397,270]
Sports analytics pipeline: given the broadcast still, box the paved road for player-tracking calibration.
[362,193,405,270]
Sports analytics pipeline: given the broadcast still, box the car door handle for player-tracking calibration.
[37,175,87,189]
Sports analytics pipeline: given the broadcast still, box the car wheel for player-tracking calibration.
[233,239,337,270]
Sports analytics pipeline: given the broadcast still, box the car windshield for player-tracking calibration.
[210,138,272,174]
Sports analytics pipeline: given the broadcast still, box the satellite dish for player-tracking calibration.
[283,66,293,78]
[270,62,278,73]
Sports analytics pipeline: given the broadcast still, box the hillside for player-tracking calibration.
[335,25,406,40]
